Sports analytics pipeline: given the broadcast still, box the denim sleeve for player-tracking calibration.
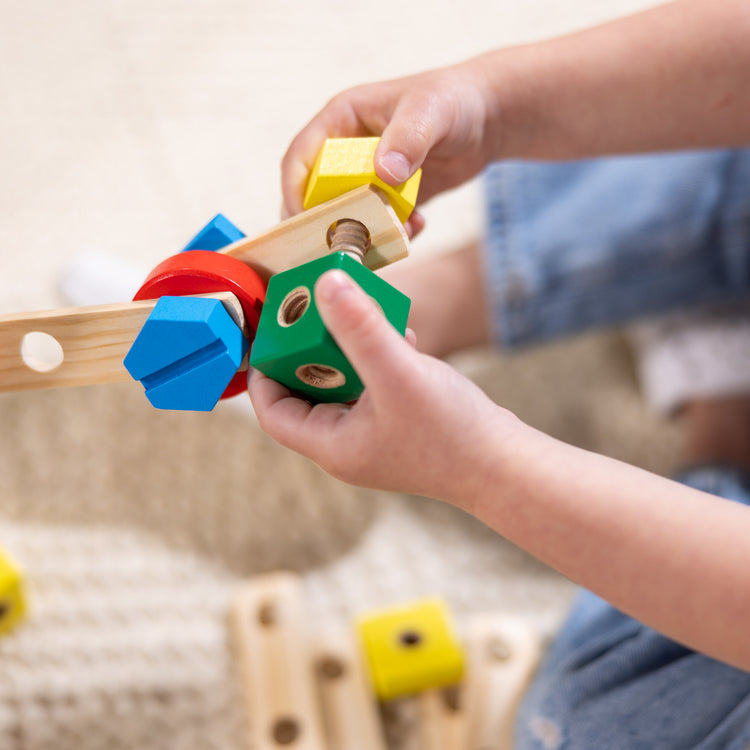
[482,150,750,347]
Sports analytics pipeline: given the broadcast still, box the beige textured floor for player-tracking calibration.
[0,1,684,748]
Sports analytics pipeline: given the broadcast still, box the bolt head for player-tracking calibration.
[125,296,249,411]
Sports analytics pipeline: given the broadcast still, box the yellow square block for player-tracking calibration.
[0,546,27,637]
[356,598,464,700]
[303,137,421,224]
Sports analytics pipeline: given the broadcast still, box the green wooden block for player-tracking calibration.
[249,252,410,403]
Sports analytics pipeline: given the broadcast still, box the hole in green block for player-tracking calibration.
[295,363,346,389]
[278,286,311,327]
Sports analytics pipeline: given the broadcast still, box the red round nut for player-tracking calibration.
[133,250,266,399]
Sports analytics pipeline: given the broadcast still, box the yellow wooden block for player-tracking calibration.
[303,137,421,224]
[0,546,27,637]
[356,598,464,701]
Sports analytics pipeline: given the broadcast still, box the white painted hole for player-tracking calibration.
[21,332,64,373]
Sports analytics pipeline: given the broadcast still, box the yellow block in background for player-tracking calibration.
[0,545,27,637]
[356,598,464,701]
[303,137,421,224]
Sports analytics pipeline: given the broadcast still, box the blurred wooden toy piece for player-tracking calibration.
[303,137,421,224]
[415,684,467,750]
[356,598,465,701]
[0,545,27,637]
[230,574,543,750]
[462,614,542,750]
[311,625,388,750]
[231,572,327,750]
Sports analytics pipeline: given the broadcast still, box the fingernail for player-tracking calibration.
[379,150,411,184]
[315,269,354,304]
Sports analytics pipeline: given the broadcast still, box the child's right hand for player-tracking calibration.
[280,59,504,224]
[248,268,521,510]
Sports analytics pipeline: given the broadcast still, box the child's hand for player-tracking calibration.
[281,60,501,227]
[248,269,519,509]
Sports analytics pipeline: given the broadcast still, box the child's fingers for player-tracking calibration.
[248,369,312,429]
[248,368,352,454]
[404,210,426,239]
[280,125,329,216]
[314,270,416,395]
[248,370,350,461]
[375,92,445,184]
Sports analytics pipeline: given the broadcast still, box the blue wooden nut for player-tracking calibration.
[181,213,246,252]
[124,296,249,411]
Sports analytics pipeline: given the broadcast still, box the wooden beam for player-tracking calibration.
[231,572,326,750]
[463,615,542,750]
[0,292,243,393]
[221,185,409,283]
[311,625,388,750]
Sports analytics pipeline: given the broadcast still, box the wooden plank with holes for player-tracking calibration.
[222,184,409,283]
[231,572,326,750]
[311,624,388,750]
[463,615,542,750]
[0,292,244,393]
[416,686,467,750]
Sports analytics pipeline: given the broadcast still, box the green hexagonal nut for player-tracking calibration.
[249,252,410,403]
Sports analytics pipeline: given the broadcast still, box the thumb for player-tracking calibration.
[314,270,414,393]
[375,92,443,185]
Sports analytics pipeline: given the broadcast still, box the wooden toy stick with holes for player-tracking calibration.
[0,138,421,411]
[231,572,541,750]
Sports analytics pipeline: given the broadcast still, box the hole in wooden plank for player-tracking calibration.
[317,655,346,681]
[257,601,277,626]
[326,219,370,261]
[442,684,462,712]
[20,332,64,373]
[486,635,512,662]
[272,717,301,745]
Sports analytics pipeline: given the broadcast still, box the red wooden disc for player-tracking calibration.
[133,251,266,399]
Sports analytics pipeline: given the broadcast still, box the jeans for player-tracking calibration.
[482,152,750,749]
[483,151,750,348]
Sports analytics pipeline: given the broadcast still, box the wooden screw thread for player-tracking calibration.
[329,220,369,263]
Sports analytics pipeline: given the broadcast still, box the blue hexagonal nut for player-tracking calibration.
[124,295,249,411]
[181,213,245,252]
